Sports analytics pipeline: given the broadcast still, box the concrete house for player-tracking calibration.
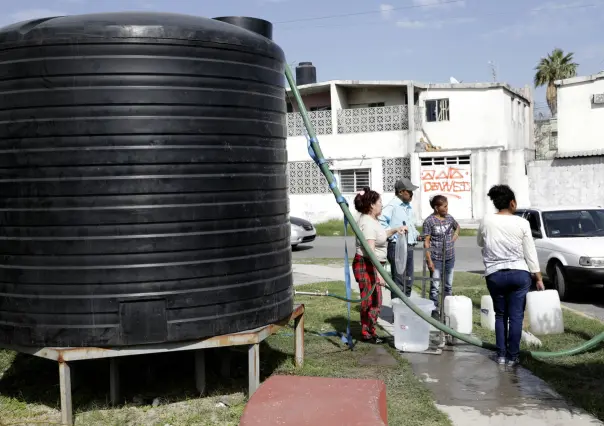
[286,63,534,225]
[528,72,604,207]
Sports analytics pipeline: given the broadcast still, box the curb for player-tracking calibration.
[561,304,604,324]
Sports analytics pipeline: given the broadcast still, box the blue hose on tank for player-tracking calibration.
[284,63,604,359]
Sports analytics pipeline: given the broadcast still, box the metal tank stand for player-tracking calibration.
[0,304,305,426]
[438,239,448,349]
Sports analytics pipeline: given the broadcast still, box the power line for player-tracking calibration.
[275,1,600,30]
[273,0,464,24]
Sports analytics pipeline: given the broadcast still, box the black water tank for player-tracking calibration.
[0,12,293,347]
[296,62,317,86]
[213,16,273,40]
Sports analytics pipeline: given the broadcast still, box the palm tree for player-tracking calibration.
[534,48,578,117]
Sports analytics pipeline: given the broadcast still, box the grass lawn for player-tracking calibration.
[314,219,477,237]
[450,272,604,422]
[0,282,451,426]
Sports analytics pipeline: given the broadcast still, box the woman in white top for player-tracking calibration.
[477,185,544,366]
[353,187,407,343]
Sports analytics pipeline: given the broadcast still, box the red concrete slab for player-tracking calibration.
[240,375,388,426]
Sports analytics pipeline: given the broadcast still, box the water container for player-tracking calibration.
[392,297,435,352]
[0,13,293,347]
[526,290,565,335]
[480,295,496,331]
[443,296,473,334]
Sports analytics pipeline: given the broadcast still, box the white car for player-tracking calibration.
[515,206,604,300]
[290,216,316,248]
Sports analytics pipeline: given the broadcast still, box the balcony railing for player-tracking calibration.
[286,110,332,136]
[286,105,424,136]
[337,105,408,134]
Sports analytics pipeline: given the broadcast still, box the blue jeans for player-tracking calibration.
[486,269,531,360]
[388,241,414,298]
[430,258,454,309]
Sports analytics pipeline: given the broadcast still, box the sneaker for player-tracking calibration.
[507,358,520,367]
[496,357,506,365]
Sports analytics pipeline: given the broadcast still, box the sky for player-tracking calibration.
[3,0,604,117]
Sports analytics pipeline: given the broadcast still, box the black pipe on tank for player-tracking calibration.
[212,16,273,40]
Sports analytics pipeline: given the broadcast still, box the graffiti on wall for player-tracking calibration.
[420,166,471,199]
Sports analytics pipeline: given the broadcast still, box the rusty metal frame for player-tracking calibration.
[0,304,305,426]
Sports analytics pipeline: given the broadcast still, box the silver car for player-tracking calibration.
[290,216,316,248]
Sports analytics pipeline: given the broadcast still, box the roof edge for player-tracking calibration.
[555,72,604,87]
[286,79,530,102]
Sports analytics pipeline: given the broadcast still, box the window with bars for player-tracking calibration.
[420,155,470,166]
[338,169,371,193]
[425,98,450,122]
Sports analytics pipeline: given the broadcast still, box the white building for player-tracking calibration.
[556,72,604,154]
[528,73,604,207]
[286,76,533,225]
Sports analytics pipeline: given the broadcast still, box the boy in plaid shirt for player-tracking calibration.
[423,195,459,313]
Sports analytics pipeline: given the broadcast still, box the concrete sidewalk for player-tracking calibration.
[294,263,603,426]
[292,263,354,286]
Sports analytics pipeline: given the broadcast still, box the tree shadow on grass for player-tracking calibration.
[522,356,604,421]
[320,315,363,347]
[0,343,290,414]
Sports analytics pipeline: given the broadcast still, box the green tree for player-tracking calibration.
[534,48,578,117]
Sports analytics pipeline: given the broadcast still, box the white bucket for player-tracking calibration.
[392,297,435,352]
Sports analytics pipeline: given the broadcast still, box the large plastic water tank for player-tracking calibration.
[295,62,317,86]
[0,12,293,347]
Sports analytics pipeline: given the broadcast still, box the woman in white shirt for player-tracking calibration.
[477,185,545,366]
[353,187,407,343]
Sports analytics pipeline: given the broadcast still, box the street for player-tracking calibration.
[292,236,485,273]
[293,236,604,321]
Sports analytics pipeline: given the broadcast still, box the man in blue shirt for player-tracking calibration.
[379,178,420,299]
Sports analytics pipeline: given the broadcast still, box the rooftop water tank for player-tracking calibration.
[296,62,317,86]
[0,12,293,347]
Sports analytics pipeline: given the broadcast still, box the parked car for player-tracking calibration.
[290,216,316,248]
[515,206,604,300]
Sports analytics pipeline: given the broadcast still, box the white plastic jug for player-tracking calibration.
[392,297,435,352]
[526,290,565,335]
[444,295,473,334]
[480,295,496,331]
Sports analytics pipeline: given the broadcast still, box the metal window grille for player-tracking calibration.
[339,169,371,193]
[425,98,450,122]
[420,155,470,166]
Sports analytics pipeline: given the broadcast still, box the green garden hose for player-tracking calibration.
[284,64,604,359]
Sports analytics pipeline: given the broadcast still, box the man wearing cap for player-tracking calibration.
[379,178,420,299]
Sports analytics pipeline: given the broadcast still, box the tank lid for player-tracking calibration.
[0,12,283,61]
[213,16,273,40]
[298,62,314,66]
